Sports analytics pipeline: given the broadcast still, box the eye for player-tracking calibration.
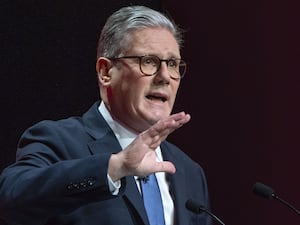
[142,56,158,66]
[167,59,178,68]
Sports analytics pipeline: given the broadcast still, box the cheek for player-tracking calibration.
[171,84,180,97]
[109,81,140,107]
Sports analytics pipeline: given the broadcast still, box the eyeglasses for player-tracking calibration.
[109,55,187,79]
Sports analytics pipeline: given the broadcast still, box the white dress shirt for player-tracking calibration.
[98,101,174,225]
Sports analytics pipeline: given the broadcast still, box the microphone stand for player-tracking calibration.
[197,206,225,225]
[273,194,300,216]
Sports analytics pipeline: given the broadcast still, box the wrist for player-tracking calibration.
[108,153,127,181]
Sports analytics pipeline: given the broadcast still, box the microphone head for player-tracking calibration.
[185,199,204,214]
[253,182,275,199]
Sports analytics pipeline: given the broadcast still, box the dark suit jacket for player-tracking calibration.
[0,101,211,225]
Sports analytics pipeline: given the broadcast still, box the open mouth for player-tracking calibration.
[146,94,167,102]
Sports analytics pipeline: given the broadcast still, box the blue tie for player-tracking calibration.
[141,174,166,225]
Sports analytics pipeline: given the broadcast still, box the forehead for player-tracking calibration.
[127,28,180,58]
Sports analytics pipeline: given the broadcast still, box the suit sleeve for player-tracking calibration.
[0,120,120,225]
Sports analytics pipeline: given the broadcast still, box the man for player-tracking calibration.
[0,5,211,225]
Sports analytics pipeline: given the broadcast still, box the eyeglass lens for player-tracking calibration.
[140,56,186,78]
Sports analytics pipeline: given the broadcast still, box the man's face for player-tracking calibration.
[105,28,181,133]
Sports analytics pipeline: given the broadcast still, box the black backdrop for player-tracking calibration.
[1,1,300,225]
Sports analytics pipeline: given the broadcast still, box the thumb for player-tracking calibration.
[154,161,176,174]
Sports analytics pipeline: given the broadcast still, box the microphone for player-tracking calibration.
[253,182,300,216]
[185,199,226,225]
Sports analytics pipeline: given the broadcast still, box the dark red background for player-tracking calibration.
[1,1,300,225]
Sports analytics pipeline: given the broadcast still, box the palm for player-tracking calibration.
[121,112,191,177]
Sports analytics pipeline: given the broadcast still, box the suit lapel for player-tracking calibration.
[83,102,150,225]
[124,176,150,225]
[88,138,149,225]
[161,142,189,225]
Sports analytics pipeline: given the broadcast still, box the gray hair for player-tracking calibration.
[97,5,183,58]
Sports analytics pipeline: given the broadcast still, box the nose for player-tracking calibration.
[153,61,171,84]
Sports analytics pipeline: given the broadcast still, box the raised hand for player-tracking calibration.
[108,112,191,181]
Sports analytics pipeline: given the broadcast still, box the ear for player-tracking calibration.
[96,57,113,86]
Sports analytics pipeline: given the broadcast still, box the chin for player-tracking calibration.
[149,112,170,123]
[139,106,171,123]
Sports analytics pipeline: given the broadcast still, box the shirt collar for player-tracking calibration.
[98,101,163,161]
[98,101,136,148]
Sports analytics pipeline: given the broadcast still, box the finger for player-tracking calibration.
[170,112,191,123]
[153,161,176,174]
[140,113,191,145]
[143,121,181,144]
[153,113,190,134]
[168,111,189,121]
[174,113,191,126]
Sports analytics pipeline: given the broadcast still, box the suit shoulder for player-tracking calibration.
[23,101,100,135]
[23,116,84,136]
[18,116,89,148]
